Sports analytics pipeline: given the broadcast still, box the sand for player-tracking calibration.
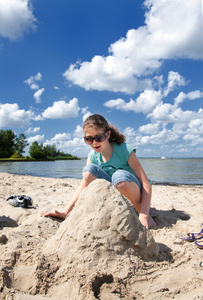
[0,172,202,300]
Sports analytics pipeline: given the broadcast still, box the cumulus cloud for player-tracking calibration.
[104,89,162,114]
[34,88,45,103]
[63,0,203,94]
[138,123,160,135]
[164,71,188,96]
[174,89,203,105]
[125,126,181,148]
[27,135,44,145]
[0,0,37,40]
[74,125,84,138]
[0,103,34,128]
[25,127,40,134]
[183,118,203,145]
[24,73,44,103]
[44,135,88,157]
[50,133,71,142]
[81,107,92,122]
[24,72,42,87]
[148,104,195,125]
[42,98,80,119]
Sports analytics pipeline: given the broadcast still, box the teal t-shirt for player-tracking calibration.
[88,142,136,177]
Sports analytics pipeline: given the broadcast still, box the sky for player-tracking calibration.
[0,0,203,158]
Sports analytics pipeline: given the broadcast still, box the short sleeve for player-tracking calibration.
[88,149,95,163]
[120,143,136,162]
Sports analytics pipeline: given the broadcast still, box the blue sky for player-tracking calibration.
[0,0,203,158]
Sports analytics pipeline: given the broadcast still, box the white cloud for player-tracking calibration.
[164,71,188,96]
[63,0,203,94]
[104,89,162,114]
[0,103,34,128]
[24,73,44,103]
[138,123,160,135]
[183,118,203,145]
[123,127,142,145]
[30,83,39,90]
[74,125,84,138]
[33,88,45,103]
[42,98,80,119]
[0,0,37,40]
[54,86,60,90]
[124,126,172,147]
[64,56,151,94]
[44,136,88,157]
[147,103,194,125]
[27,135,44,145]
[25,127,40,134]
[175,90,203,105]
[81,107,92,122]
[24,72,42,87]
[50,133,71,142]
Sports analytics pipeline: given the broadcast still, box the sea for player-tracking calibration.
[0,158,202,185]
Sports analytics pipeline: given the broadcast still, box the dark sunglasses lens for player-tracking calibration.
[84,137,93,143]
[95,135,105,142]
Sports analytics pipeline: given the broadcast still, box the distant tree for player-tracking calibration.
[29,141,79,160]
[0,130,16,158]
[15,133,29,157]
[29,141,47,159]
[44,144,57,158]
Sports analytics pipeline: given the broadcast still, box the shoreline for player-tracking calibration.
[0,171,202,186]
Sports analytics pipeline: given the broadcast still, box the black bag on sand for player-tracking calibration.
[6,195,33,208]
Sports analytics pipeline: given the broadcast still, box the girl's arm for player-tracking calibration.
[128,151,155,228]
[42,158,92,219]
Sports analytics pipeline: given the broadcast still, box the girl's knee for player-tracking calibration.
[83,170,91,181]
[83,170,97,184]
[115,180,128,190]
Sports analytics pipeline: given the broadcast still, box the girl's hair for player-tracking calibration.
[83,114,126,145]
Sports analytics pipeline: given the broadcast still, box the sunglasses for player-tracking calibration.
[84,132,108,144]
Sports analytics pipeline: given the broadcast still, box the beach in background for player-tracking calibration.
[0,172,202,299]
[0,157,202,185]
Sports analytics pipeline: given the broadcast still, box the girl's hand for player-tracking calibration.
[41,209,66,219]
[139,213,157,229]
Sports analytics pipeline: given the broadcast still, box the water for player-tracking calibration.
[0,158,202,185]
[139,158,203,185]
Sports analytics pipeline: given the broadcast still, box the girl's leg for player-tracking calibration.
[112,170,156,228]
[117,181,141,212]
[83,163,111,184]
[112,170,142,212]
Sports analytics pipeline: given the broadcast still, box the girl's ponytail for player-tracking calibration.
[109,124,126,145]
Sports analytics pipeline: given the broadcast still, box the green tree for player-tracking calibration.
[15,133,29,156]
[29,141,47,159]
[0,130,16,158]
[44,144,57,158]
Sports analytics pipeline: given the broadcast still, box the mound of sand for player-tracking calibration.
[42,179,159,299]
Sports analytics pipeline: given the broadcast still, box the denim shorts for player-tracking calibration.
[83,163,142,191]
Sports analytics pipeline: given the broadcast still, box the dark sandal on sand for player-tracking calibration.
[195,240,203,249]
[182,229,203,242]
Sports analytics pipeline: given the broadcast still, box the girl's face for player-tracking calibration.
[84,126,110,153]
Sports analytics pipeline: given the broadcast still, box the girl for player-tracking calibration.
[43,114,156,229]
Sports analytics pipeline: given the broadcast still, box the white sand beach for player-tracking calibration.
[0,172,203,300]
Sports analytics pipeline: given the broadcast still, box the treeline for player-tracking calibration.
[0,129,79,160]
